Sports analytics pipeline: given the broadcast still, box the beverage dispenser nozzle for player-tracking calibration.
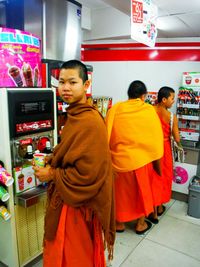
[26,145,33,160]
[44,141,52,154]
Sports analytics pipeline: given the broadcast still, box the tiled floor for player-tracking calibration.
[32,199,200,267]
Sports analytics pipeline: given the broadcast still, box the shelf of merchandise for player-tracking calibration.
[173,76,200,196]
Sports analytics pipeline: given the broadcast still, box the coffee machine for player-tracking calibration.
[0,88,57,267]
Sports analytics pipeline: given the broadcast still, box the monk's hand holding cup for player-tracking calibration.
[33,165,52,182]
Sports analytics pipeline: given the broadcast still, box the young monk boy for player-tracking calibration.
[33,60,115,267]
[154,86,181,216]
[106,80,163,234]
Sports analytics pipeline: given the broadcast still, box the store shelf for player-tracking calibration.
[15,186,47,208]
[177,115,200,121]
[177,103,200,109]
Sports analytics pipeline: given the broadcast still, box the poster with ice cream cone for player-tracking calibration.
[0,27,42,87]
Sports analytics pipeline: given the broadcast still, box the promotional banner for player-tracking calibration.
[131,0,157,47]
[0,27,42,87]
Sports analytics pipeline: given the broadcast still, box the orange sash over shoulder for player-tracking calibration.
[106,99,163,172]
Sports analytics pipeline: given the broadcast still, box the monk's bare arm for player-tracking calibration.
[172,115,181,144]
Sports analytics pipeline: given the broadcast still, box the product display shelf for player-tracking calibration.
[177,86,200,145]
[172,79,200,197]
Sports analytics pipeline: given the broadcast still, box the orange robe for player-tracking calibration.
[106,99,163,221]
[159,116,173,203]
[43,204,105,267]
[148,163,163,207]
[115,165,154,222]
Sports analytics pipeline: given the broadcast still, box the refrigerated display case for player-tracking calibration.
[173,72,200,197]
[89,96,113,118]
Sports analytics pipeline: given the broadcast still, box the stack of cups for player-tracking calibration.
[0,185,10,202]
[0,166,13,221]
[0,206,11,221]
[0,168,14,187]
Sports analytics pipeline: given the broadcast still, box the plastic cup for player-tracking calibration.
[33,153,46,167]
[0,169,14,187]
[0,186,10,202]
[0,206,11,221]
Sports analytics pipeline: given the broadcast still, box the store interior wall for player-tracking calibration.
[0,0,199,110]
[81,2,200,112]
[87,60,200,113]
[82,6,130,41]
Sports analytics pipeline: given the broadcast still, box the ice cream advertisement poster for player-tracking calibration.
[131,0,157,47]
[182,72,200,87]
[0,27,42,88]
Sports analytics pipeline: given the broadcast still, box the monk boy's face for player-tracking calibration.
[58,68,90,105]
[164,92,175,108]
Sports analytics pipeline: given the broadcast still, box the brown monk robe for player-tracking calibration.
[42,104,115,267]
[33,60,115,267]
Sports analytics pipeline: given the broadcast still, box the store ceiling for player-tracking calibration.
[79,0,200,38]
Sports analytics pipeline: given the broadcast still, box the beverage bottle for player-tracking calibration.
[93,98,98,110]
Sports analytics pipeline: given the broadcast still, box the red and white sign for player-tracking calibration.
[131,0,157,47]
[182,72,200,87]
[16,120,52,133]
[132,1,143,23]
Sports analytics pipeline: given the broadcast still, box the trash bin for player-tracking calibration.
[187,175,200,218]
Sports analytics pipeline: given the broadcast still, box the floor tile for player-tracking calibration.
[106,230,142,267]
[146,215,200,260]
[17,199,200,267]
[121,239,200,267]
[166,200,200,226]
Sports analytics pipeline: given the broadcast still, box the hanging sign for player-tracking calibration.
[131,0,157,47]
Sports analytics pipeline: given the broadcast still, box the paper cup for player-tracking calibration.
[0,171,14,187]
[0,206,11,221]
[33,153,46,167]
[0,186,10,202]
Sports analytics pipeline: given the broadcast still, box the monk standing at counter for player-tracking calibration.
[106,80,163,234]
[33,60,115,267]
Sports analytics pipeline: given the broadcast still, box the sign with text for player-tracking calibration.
[0,27,42,87]
[131,0,157,47]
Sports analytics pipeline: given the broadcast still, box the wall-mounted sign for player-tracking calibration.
[0,27,42,88]
[131,0,157,47]
[182,72,200,87]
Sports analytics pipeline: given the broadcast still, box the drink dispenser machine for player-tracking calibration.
[0,88,57,267]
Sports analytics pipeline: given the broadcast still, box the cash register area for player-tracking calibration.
[16,199,199,267]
